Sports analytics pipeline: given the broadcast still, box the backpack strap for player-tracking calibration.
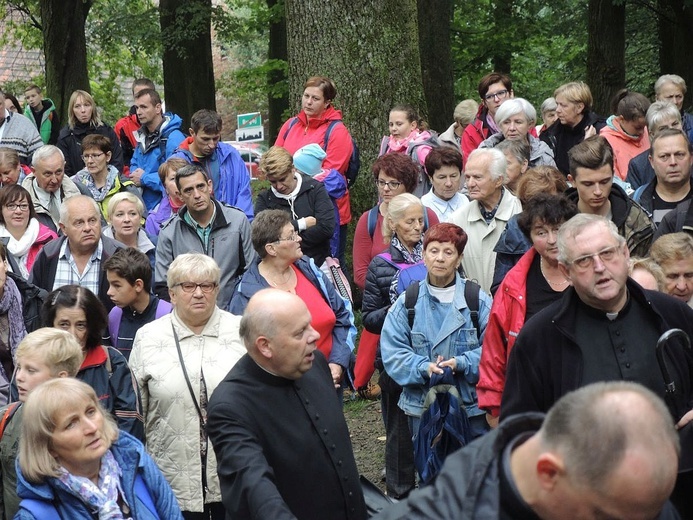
[134,473,160,519]
[322,120,341,152]
[108,307,124,349]
[367,206,380,239]
[464,279,481,340]
[281,117,300,141]
[155,298,172,319]
[404,282,420,329]
[18,498,60,519]
[0,402,21,441]
[632,184,646,204]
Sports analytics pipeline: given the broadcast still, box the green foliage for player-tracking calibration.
[0,0,162,123]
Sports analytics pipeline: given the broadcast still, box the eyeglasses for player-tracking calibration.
[274,231,300,243]
[82,153,105,161]
[484,89,509,101]
[569,246,621,270]
[5,203,29,212]
[174,282,218,293]
[376,180,402,190]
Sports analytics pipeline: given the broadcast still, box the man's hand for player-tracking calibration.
[328,363,343,389]
[584,125,596,139]
[304,216,316,228]
[130,168,145,187]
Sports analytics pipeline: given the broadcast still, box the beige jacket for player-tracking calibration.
[130,306,245,512]
[450,189,522,293]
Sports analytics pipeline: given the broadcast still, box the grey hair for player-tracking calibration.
[557,214,625,265]
[466,147,508,183]
[646,101,682,132]
[167,252,221,289]
[453,99,479,126]
[59,195,100,225]
[540,97,557,114]
[494,98,537,127]
[31,145,64,168]
[540,381,679,490]
[382,193,424,243]
[655,74,687,96]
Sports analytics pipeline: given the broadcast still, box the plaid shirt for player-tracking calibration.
[52,239,103,295]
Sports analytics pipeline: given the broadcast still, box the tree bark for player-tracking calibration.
[417,0,454,133]
[160,0,216,128]
[586,0,625,115]
[267,0,288,143]
[284,0,426,216]
[38,0,91,123]
[491,0,513,74]
[658,0,693,111]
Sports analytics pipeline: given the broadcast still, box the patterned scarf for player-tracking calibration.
[0,275,26,384]
[56,450,129,520]
[388,235,423,303]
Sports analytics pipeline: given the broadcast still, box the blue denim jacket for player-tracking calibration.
[381,275,492,418]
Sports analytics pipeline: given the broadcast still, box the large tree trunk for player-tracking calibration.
[267,0,288,143]
[658,0,693,111]
[491,0,513,74]
[160,0,216,128]
[417,0,454,133]
[39,0,91,123]
[284,0,426,217]
[586,0,625,115]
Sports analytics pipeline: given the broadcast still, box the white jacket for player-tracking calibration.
[450,190,522,293]
[130,306,245,512]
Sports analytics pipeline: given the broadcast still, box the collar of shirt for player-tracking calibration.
[60,236,104,263]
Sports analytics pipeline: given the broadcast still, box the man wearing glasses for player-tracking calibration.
[501,213,693,431]
[154,163,256,308]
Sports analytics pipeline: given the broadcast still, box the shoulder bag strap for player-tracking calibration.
[171,324,204,424]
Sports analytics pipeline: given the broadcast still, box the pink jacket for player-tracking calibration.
[600,118,650,181]
[477,247,535,417]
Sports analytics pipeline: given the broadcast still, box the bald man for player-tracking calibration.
[375,381,680,519]
[207,289,366,520]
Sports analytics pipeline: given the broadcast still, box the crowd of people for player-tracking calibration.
[0,69,690,519]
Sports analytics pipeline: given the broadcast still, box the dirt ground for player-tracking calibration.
[343,388,387,492]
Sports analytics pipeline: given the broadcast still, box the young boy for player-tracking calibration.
[23,84,60,145]
[0,328,83,519]
[103,247,172,360]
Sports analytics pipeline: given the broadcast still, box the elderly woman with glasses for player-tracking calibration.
[0,184,57,279]
[478,98,555,168]
[229,209,356,394]
[130,253,245,519]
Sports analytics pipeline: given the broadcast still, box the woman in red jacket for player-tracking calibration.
[477,194,576,426]
[275,76,354,267]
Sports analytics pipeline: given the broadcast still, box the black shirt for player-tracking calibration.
[525,254,565,321]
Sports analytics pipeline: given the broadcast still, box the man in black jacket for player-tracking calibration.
[207,289,366,520]
[375,381,681,520]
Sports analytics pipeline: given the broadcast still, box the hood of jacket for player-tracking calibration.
[295,105,344,129]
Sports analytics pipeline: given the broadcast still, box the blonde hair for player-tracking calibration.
[383,193,423,243]
[650,232,693,266]
[453,100,479,126]
[167,253,221,289]
[67,90,103,129]
[15,329,83,377]
[18,379,118,483]
[259,146,293,179]
[554,82,593,113]
[106,192,145,223]
[629,257,665,291]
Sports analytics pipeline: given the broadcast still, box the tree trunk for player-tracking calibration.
[39,0,91,123]
[417,0,454,133]
[491,0,513,74]
[284,0,426,216]
[267,0,289,143]
[658,0,693,111]
[160,0,216,128]
[586,0,625,115]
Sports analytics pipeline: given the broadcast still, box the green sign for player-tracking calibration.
[237,112,262,129]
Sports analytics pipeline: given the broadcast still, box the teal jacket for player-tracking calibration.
[23,99,59,145]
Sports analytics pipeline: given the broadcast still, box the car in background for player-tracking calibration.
[225,141,267,180]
